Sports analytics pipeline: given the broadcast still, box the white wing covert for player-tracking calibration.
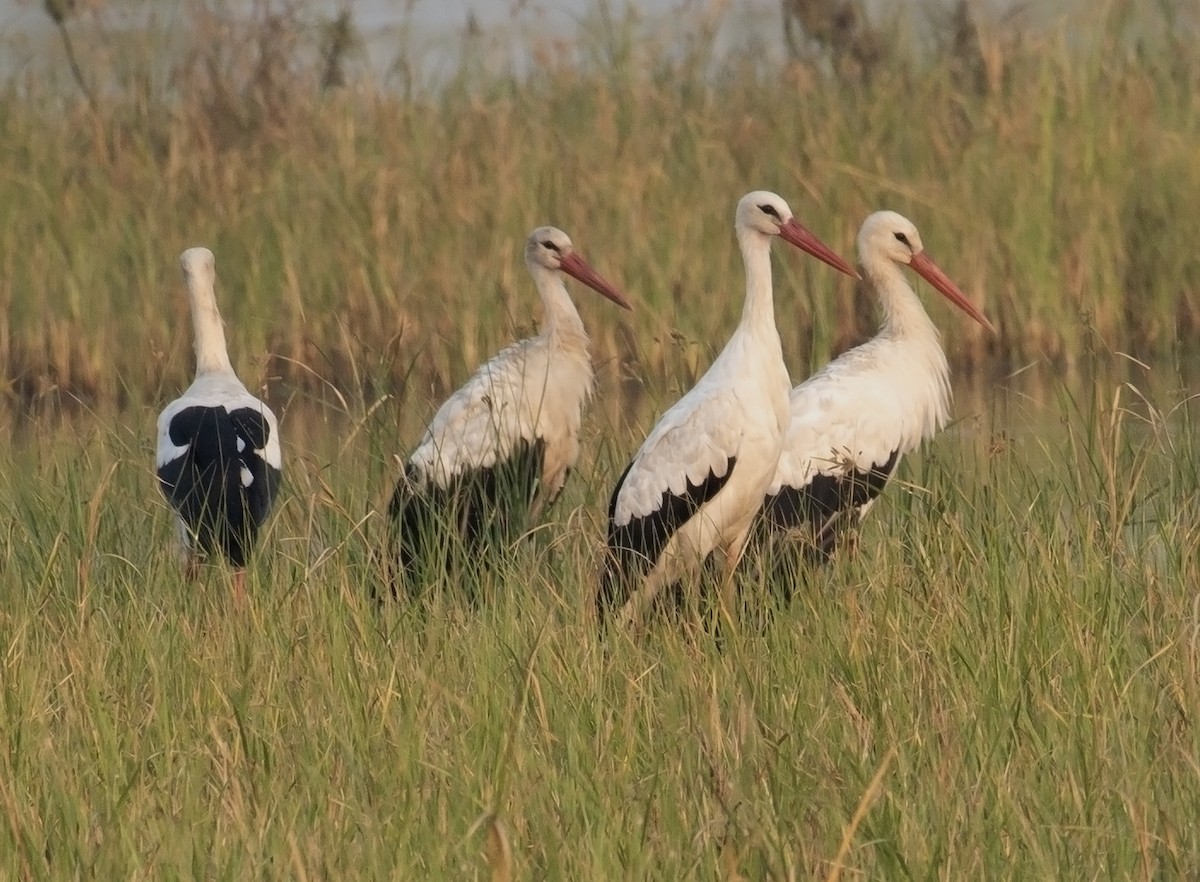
[611,387,745,527]
[408,340,549,487]
[770,344,941,495]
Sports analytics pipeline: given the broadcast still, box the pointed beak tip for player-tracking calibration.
[834,260,861,281]
[561,253,630,311]
[911,251,994,335]
[595,287,633,312]
[782,220,858,281]
[600,283,634,312]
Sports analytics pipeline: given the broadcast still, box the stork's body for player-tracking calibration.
[599,192,859,626]
[388,227,630,588]
[757,211,993,560]
[155,247,283,602]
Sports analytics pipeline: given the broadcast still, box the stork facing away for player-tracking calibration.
[755,210,993,565]
[598,191,859,626]
[156,247,283,604]
[387,226,631,591]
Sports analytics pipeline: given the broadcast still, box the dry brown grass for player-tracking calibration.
[1,0,1198,415]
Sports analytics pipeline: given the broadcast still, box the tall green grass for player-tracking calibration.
[1,358,1197,878]
[0,1,1197,413]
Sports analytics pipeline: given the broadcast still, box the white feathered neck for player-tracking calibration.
[183,248,235,377]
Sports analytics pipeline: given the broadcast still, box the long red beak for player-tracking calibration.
[908,251,995,333]
[559,251,633,311]
[777,219,860,280]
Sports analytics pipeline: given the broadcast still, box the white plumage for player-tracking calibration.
[758,210,993,558]
[155,247,283,602]
[599,191,860,625]
[404,325,593,498]
[387,226,631,585]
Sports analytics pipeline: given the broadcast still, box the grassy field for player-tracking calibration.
[2,0,1200,878]
[1,357,1198,878]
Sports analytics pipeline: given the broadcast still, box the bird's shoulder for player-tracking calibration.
[772,343,920,492]
[431,337,547,420]
[610,387,744,525]
[162,373,267,416]
[409,338,549,481]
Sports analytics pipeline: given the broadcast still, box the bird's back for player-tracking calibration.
[156,382,282,567]
[408,339,548,476]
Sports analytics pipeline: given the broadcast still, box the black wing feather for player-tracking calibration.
[227,407,271,451]
[598,457,737,619]
[386,437,546,593]
[758,448,899,560]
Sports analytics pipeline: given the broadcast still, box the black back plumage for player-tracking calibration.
[598,457,737,620]
[385,437,546,593]
[157,405,282,567]
[758,449,899,560]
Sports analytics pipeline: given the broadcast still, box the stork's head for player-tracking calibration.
[524,226,632,311]
[736,191,859,279]
[857,210,925,266]
[736,190,796,237]
[525,226,576,272]
[857,211,994,332]
[180,246,216,288]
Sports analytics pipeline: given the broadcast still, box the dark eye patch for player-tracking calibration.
[894,232,911,246]
[542,240,560,253]
[759,204,781,219]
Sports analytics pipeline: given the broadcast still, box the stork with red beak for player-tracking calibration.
[599,191,859,626]
[387,226,631,591]
[756,210,994,561]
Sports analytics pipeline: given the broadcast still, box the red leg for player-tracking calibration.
[232,570,247,608]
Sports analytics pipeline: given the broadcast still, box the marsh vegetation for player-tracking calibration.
[1,0,1198,877]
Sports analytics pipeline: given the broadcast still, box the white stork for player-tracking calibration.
[387,226,631,589]
[155,247,283,603]
[598,191,859,625]
[755,210,994,563]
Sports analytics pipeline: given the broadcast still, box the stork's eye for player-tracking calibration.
[759,204,781,219]
[542,240,560,253]
[894,232,911,246]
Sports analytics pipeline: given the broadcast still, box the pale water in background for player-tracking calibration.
[0,0,1083,87]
